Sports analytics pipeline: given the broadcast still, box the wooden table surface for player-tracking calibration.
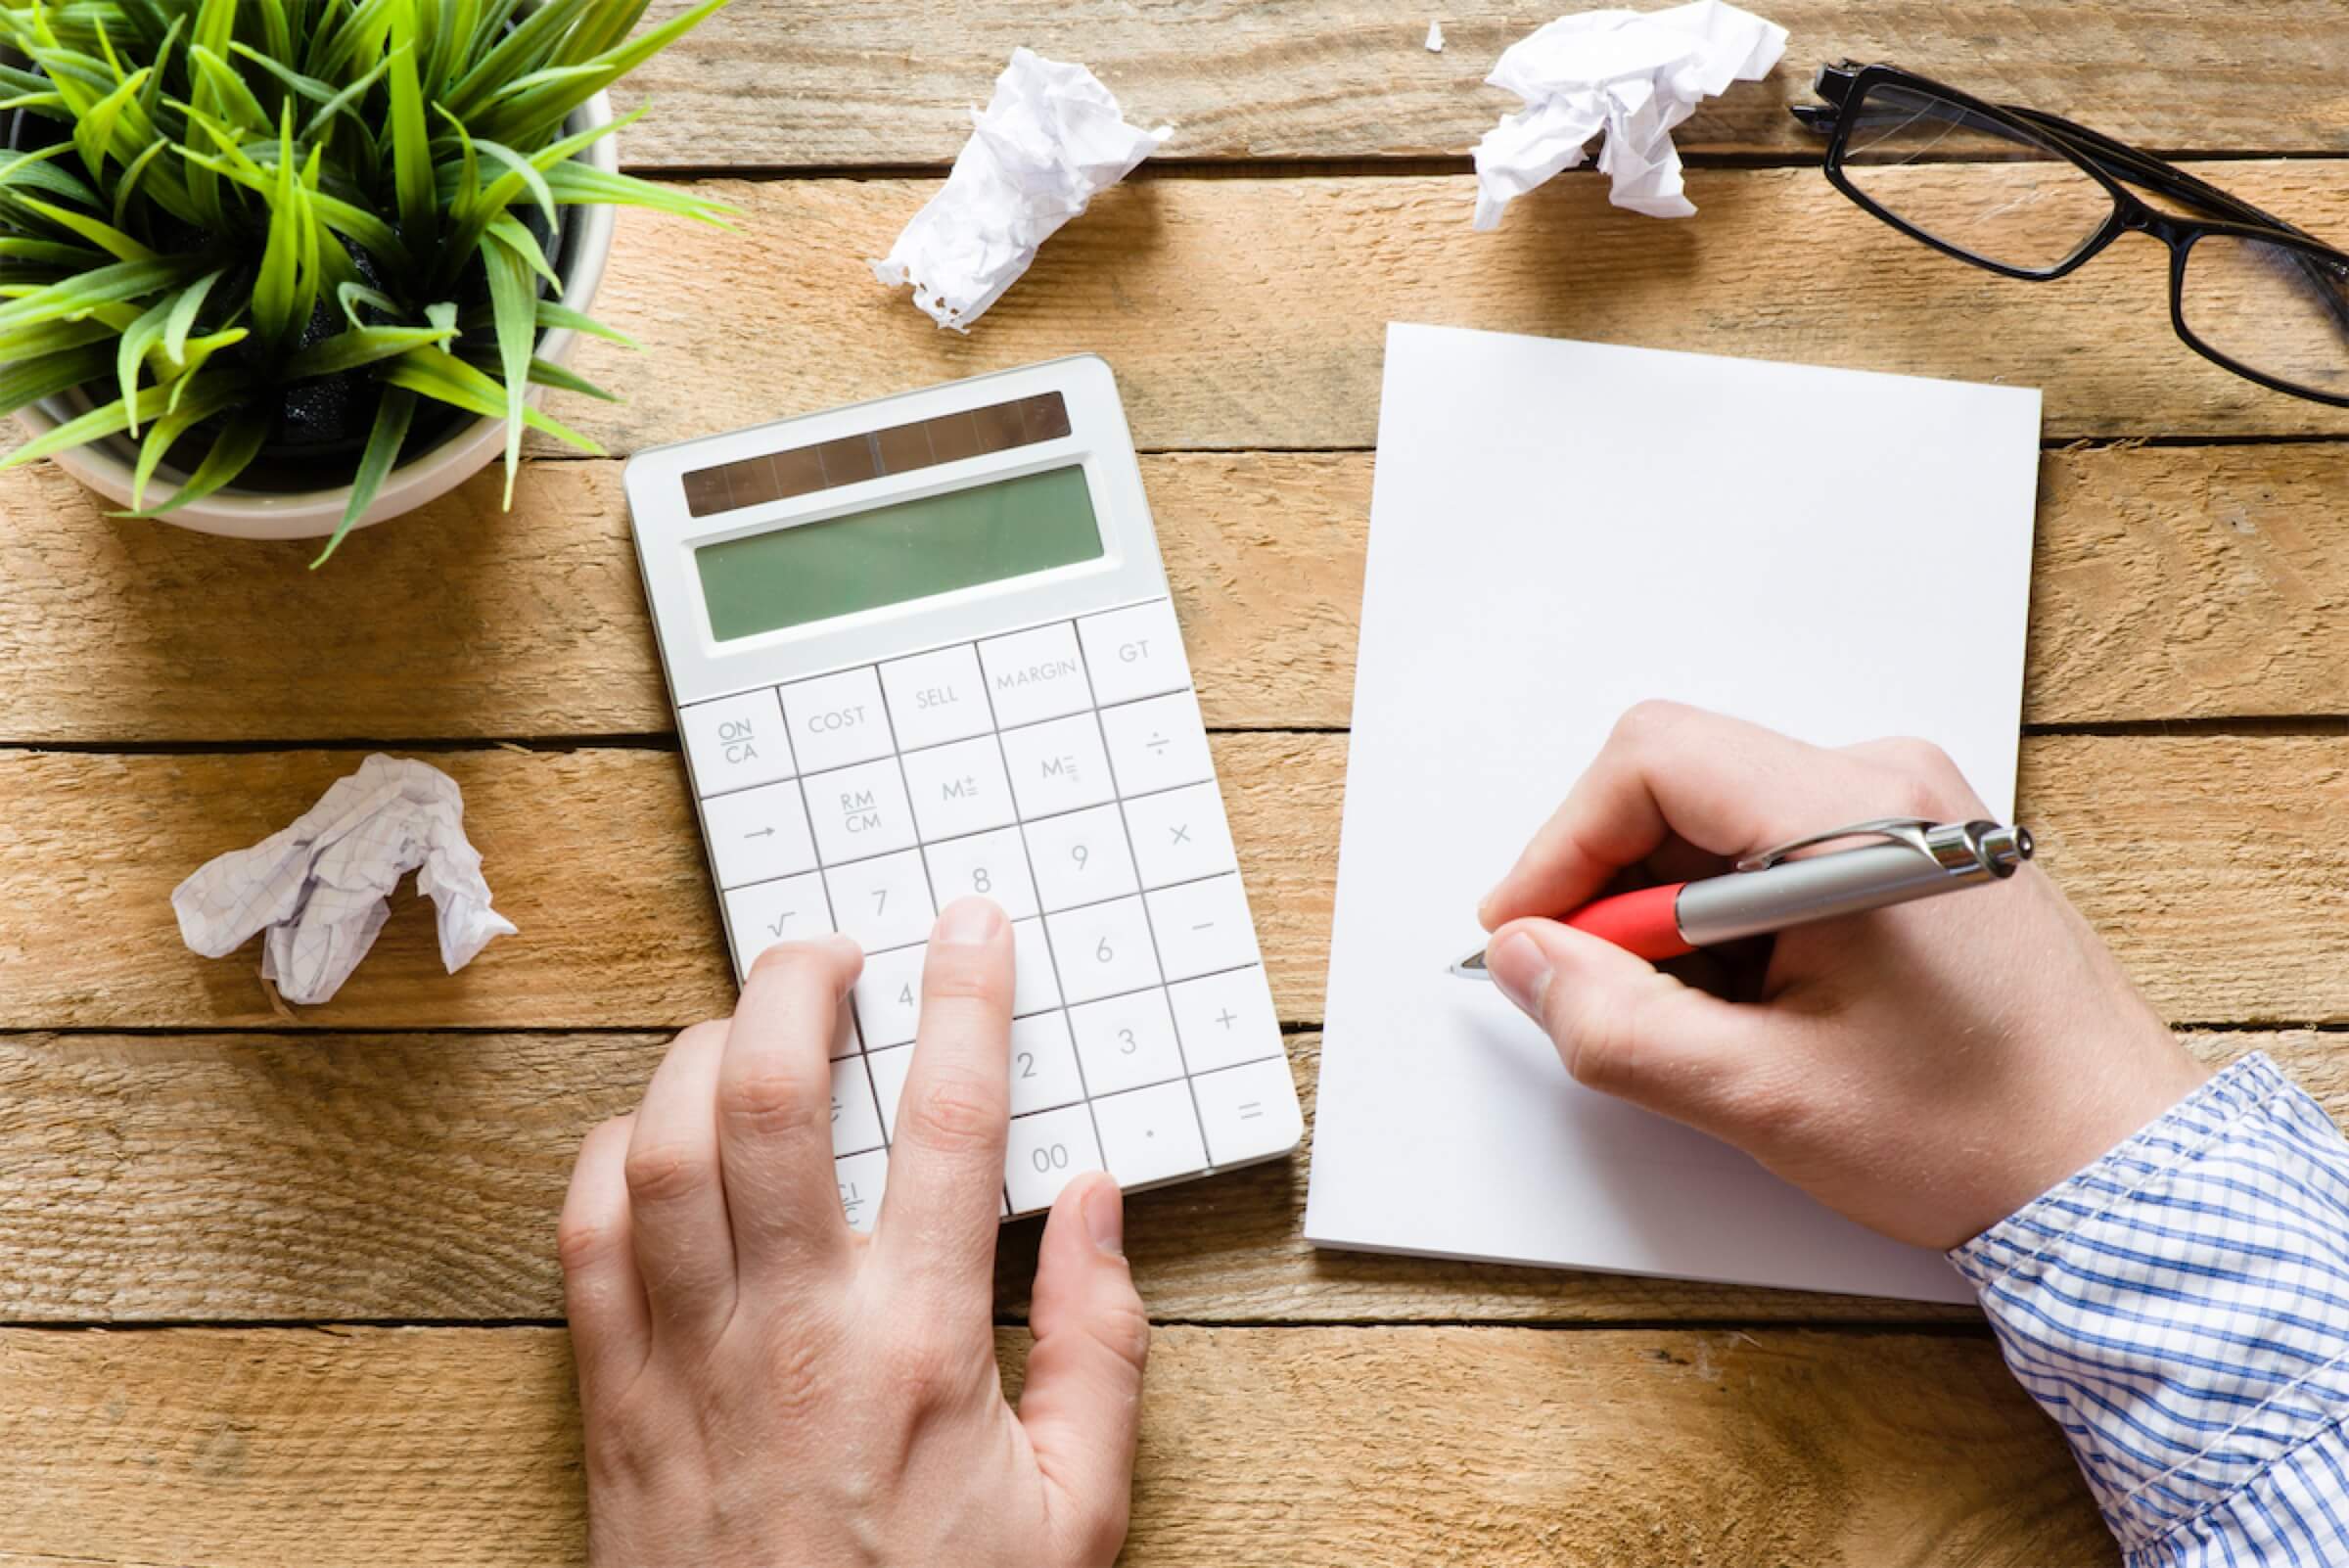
[5,4,2348,1563]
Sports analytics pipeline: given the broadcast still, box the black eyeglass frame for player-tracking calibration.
[1792,62,2349,408]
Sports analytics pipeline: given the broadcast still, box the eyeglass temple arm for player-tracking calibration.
[1792,64,2321,245]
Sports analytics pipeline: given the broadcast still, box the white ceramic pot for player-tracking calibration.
[12,95,621,541]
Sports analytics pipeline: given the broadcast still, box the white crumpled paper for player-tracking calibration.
[171,754,517,1005]
[870,47,1171,331]
[1471,0,1786,231]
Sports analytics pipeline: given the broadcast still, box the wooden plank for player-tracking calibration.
[2,1029,2331,1327]
[2,735,2344,1031]
[614,0,2349,167]
[0,1323,2110,1566]
[5,443,2345,745]
[534,166,2349,454]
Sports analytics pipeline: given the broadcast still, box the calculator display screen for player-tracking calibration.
[694,465,1104,640]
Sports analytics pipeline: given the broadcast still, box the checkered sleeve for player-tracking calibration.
[1951,1053,2349,1567]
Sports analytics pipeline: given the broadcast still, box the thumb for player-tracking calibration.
[1486,918,1780,1126]
[1020,1172,1148,1566]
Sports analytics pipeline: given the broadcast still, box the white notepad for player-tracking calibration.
[1302,325,2042,1302]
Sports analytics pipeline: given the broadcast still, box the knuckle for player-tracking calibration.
[715,1064,825,1137]
[1084,1292,1152,1375]
[880,1329,979,1412]
[1876,737,1968,811]
[1611,698,1690,751]
[1551,990,1641,1097]
[556,1213,624,1275]
[900,1070,1004,1155]
[622,1139,714,1207]
[922,943,1013,1008]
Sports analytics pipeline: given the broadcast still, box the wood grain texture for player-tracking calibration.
[0,1323,2111,1567]
[613,0,2349,167]
[4,443,2343,744]
[3,735,2345,1032]
[529,166,2349,456]
[2,1029,2334,1328]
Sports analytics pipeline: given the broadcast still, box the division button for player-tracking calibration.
[1098,689,1214,797]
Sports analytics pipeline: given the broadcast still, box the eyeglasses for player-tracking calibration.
[1792,63,2349,407]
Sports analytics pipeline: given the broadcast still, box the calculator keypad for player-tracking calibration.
[680,596,1301,1221]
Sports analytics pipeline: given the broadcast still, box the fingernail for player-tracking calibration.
[932,897,1004,947]
[1487,929,1552,1018]
[1082,1176,1125,1257]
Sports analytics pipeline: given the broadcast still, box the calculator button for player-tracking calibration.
[922,828,1038,919]
[1191,1057,1303,1167]
[1120,782,1237,890]
[782,667,894,773]
[852,944,927,1047]
[899,735,1016,841]
[805,758,917,863]
[1167,964,1282,1073]
[999,714,1115,818]
[1010,917,1062,1016]
[865,1043,912,1139]
[1023,804,1139,912]
[703,779,818,890]
[831,1056,884,1157]
[1004,1103,1105,1214]
[1091,1081,1210,1188]
[1145,874,1261,981]
[724,871,834,976]
[1044,896,1162,1005]
[979,622,1092,728]
[1078,600,1190,707]
[1099,689,1213,798]
[1069,989,1186,1097]
[681,688,793,795]
[825,849,936,954]
[835,1147,889,1233]
[880,643,990,752]
[1009,1012,1087,1116]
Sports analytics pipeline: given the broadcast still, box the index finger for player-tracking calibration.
[1477,701,1894,931]
[874,897,1015,1313]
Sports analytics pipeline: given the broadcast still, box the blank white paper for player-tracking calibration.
[1302,324,2042,1302]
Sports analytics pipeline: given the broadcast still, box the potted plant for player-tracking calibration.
[0,0,729,560]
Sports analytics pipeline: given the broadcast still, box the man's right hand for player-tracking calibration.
[1478,701,2209,1251]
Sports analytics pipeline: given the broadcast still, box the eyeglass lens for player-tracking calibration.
[1838,82,2115,275]
[2179,233,2349,401]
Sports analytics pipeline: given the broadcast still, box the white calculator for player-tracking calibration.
[625,356,1305,1228]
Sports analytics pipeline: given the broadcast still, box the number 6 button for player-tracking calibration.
[1044,895,1162,1005]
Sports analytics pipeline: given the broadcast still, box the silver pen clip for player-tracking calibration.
[1451,815,2032,978]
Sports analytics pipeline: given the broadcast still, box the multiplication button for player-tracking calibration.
[782,667,894,772]
[702,779,817,889]
[805,758,917,862]
[681,688,792,794]
[1120,783,1236,889]
[1099,690,1213,797]
[1145,874,1260,980]
[1078,599,1190,706]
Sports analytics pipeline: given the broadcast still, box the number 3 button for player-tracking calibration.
[1044,895,1162,1004]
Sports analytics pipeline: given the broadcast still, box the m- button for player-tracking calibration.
[1079,600,1190,706]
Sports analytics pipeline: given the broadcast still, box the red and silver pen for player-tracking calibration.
[1451,816,2034,973]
